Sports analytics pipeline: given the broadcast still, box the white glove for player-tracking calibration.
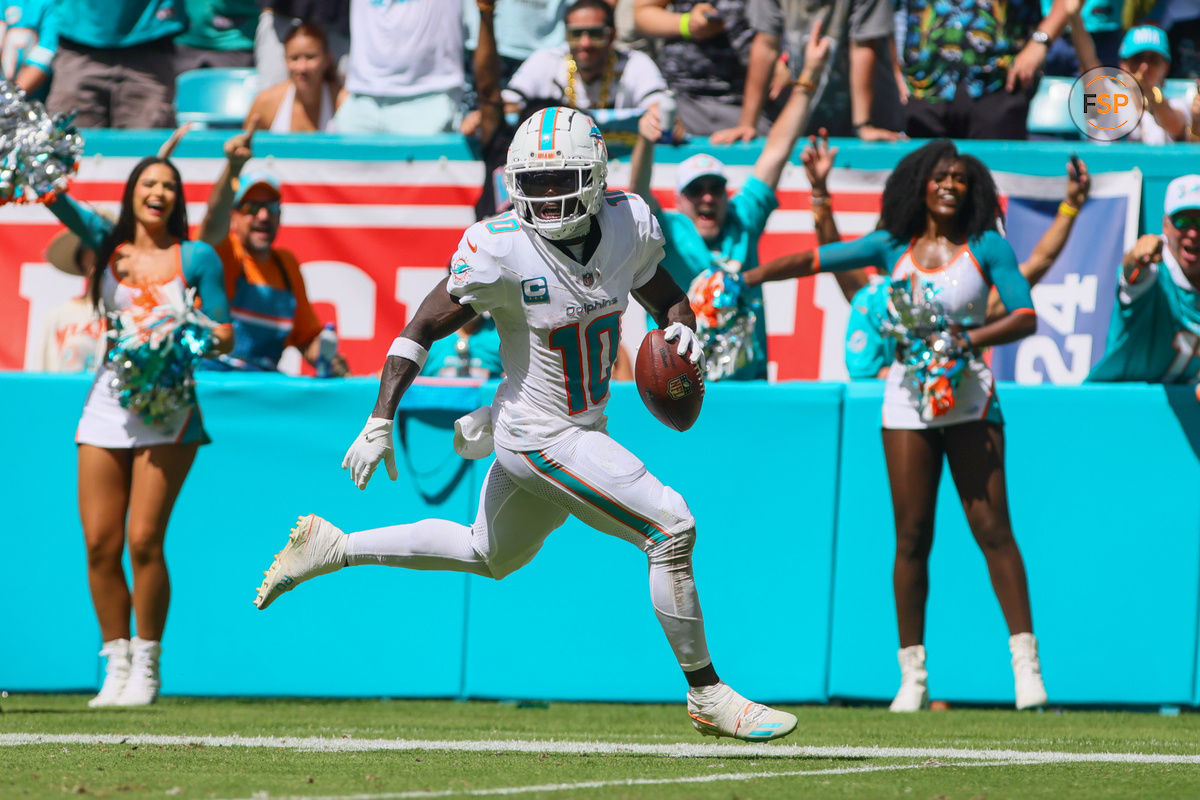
[341,416,399,490]
[663,322,705,370]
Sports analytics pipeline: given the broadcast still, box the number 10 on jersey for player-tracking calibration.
[549,312,621,414]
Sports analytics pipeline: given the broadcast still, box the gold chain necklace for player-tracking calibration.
[565,49,616,109]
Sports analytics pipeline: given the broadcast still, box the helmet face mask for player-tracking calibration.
[505,107,608,241]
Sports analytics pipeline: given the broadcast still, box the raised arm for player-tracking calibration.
[472,0,503,145]
[753,18,832,190]
[985,157,1090,320]
[1006,0,1073,92]
[746,228,891,286]
[630,105,663,213]
[800,129,867,300]
[198,119,256,247]
[46,194,113,250]
[710,31,780,145]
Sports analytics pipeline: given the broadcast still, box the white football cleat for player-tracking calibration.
[687,682,797,742]
[88,638,131,708]
[889,644,929,712]
[115,638,160,707]
[1010,632,1048,710]
[254,514,348,610]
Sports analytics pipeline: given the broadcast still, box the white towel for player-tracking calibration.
[453,407,494,460]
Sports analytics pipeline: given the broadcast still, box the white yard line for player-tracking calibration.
[213,759,1030,800]
[2,733,1198,765]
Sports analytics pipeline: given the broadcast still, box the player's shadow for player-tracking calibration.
[396,409,473,506]
[1164,385,1200,465]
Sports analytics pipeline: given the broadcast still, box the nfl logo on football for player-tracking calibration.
[667,375,693,399]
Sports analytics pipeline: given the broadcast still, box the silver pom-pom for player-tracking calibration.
[0,80,82,205]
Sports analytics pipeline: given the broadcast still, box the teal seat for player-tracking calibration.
[1027,76,1080,139]
[1162,78,1197,106]
[175,68,258,129]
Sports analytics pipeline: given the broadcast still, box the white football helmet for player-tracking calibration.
[504,106,608,241]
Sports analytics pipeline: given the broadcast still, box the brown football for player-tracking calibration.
[635,328,704,431]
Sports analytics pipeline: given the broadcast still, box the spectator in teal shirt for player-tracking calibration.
[1088,174,1200,384]
[630,16,831,379]
[175,0,257,72]
[1,0,59,101]
[46,0,187,128]
[421,317,505,380]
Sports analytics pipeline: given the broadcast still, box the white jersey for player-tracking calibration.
[446,190,664,451]
[502,44,667,111]
[346,0,464,98]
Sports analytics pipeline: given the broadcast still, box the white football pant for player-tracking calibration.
[345,427,711,671]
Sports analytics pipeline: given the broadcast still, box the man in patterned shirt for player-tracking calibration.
[899,0,1072,140]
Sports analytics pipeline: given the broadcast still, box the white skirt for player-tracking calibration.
[75,366,209,448]
[881,358,1004,430]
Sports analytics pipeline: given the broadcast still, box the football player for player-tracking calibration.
[253,107,798,742]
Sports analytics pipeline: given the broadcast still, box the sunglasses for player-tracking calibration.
[237,200,280,216]
[1171,212,1200,230]
[566,25,612,41]
[682,178,727,200]
[517,170,580,197]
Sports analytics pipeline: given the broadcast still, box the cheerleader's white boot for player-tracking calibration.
[889,645,929,712]
[1010,633,1048,710]
[87,638,131,708]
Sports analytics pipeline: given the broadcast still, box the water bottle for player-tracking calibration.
[315,323,338,378]
[659,90,676,145]
[454,335,472,377]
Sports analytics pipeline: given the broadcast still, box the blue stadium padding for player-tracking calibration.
[460,382,842,703]
[4,373,1200,706]
[1003,384,1200,707]
[1,373,101,691]
[0,373,473,697]
[830,381,1200,707]
[175,68,259,129]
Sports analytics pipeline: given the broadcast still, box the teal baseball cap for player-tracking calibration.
[232,170,281,205]
[1119,25,1171,61]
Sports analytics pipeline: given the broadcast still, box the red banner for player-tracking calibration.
[5,154,884,379]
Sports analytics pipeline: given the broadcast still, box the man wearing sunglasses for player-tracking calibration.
[1088,175,1200,383]
[503,0,668,117]
[198,124,347,374]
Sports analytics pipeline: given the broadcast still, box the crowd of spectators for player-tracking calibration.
[20,0,1200,385]
[2,1,1199,140]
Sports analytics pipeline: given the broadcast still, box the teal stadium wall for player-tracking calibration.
[5,133,1200,705]
[3,374,1199,707]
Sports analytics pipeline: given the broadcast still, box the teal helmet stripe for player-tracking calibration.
[523,450,669,542]
[539,106,561,151]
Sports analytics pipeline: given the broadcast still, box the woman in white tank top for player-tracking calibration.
[47,157,234,709]
[246,21,345,132]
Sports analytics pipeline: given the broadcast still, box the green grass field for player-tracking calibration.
[3,695,1198,800]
